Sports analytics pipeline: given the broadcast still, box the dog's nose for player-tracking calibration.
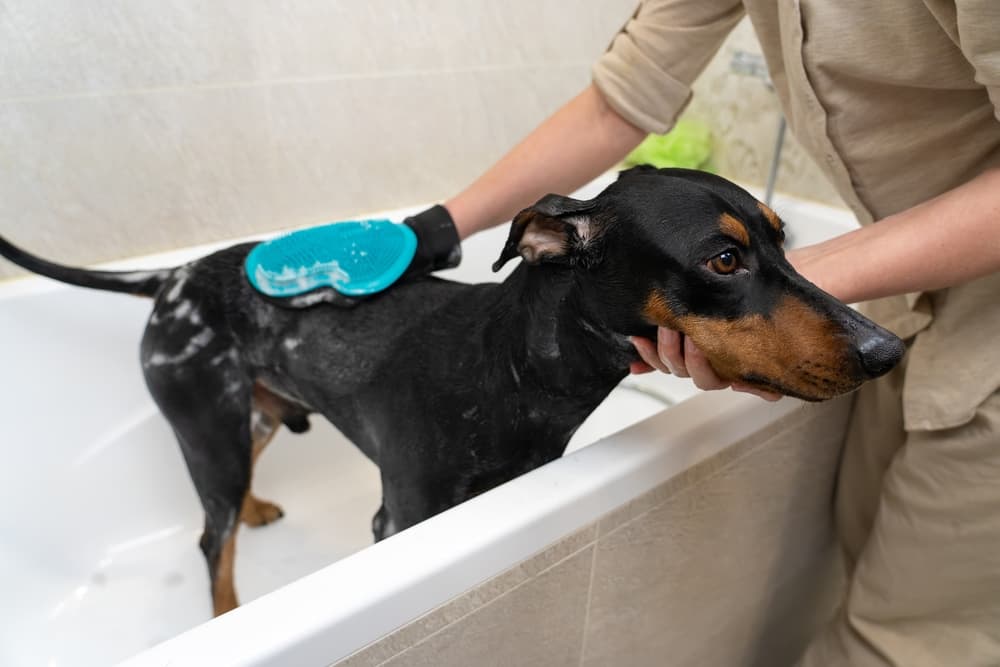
[857,329,905,378]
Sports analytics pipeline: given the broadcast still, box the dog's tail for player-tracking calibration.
[0,234,172,297]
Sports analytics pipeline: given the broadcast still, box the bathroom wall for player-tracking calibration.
[0,6,841,281]
[333,397,851,667]
[0,1,633,280]
[686,20,845,208]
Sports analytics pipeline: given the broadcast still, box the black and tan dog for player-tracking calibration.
[0,167,903,615]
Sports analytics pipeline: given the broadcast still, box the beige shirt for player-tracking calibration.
[593,0,1000,430]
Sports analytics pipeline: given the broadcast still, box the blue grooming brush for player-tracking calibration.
[245,219,418,299]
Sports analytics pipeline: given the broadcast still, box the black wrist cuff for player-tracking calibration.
[404,204,462,272]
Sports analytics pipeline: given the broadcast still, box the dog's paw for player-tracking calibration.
[240,494,285,527]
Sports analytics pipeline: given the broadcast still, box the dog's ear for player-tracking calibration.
[617,164,659,179]
[492,194,597,271]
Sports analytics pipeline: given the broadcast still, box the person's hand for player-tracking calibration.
[401,204,462,279]
[629,328,781,401]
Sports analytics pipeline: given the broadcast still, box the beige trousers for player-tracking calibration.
[798,355,1000,666]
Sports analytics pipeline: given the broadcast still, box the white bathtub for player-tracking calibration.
[0,174,858,666]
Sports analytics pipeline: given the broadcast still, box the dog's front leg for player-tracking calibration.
[379,469,464,537]
[371,502,396,542]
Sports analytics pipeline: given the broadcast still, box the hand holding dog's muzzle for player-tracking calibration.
[629,329,782,402]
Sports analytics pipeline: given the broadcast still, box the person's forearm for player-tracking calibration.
[444,83,647,239]
[789,167,1000,303]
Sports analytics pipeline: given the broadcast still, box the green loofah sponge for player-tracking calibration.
[623,118,714,171]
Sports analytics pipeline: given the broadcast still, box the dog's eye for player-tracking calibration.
[708,250,741,275]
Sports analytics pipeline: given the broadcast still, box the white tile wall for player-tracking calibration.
[0,1,636,278]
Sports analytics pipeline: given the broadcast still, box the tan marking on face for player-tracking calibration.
[757,201,782,234]
[212,532,239,616]
[719,213,750,247]
[643,291,858,400]
[643,291,680,329]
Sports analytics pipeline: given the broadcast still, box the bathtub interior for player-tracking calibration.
[0,174,858,667]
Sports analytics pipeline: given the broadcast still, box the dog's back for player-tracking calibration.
[142,242,481,399]
[138,241,515,455]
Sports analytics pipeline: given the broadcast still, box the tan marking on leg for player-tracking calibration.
[239,419,283,526]
[757,201,783,233]
[719,213,750,247]
[212,532,238,616]
[251,381,294,420]
[249,411,279,464]
[241,493,284,527]
[239,382,289,527]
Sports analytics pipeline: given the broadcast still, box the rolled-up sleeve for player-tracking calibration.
[593,0,745,134]
[955,0,1000,122]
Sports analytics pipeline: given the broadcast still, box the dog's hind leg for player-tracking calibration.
[240,382,311,527]
[241,393,282,527]
[145,352,256,616]
[173,400,255,616]
[170,411,252,616]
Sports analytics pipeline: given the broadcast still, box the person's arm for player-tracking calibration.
[445,84,647,239]
[789,167,1000,303]
[633,167,1000,398]
[446,0,746,239]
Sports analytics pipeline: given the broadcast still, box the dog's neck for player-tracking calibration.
[486,263,635,391]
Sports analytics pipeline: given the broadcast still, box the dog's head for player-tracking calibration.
[493,166,904,401]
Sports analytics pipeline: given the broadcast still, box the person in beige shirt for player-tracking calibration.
[429,1,1000,665]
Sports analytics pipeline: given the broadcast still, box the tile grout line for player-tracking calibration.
[369,538,598,667]
[0,60,593,107]
[578,534,601,667]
